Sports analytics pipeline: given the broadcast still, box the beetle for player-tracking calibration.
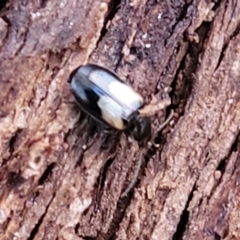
[68,64,152,146]
[68,63,173,197]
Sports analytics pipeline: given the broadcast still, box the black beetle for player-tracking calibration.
[68,64,152,146]
[68,63,173,197]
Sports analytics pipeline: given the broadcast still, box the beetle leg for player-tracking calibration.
[100,128,120,151]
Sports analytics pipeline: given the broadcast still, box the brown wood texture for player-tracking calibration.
[0,0,240,239]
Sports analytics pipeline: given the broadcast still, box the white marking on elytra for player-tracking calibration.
[90,69,143,118]
[108,81,143,107]
[98,95,125,130]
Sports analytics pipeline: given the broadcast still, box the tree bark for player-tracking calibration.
[0,0,240,240]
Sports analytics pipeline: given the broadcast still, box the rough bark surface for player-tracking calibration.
[0,0,240,240]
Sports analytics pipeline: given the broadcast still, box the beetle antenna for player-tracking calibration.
[121,153,144,198]
[155,109,174,133]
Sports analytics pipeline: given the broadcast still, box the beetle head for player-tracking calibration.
[129,115,151,147]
